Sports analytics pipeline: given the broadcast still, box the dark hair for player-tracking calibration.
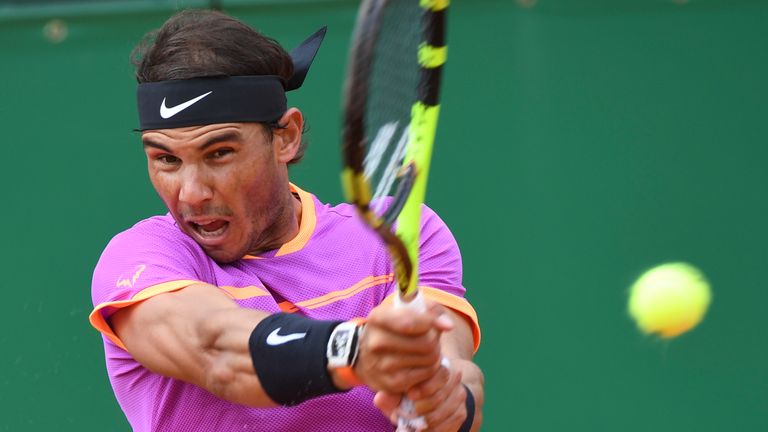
[132,9,308,164]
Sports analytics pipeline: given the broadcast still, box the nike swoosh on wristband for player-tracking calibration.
[266,328,307,346]
[159,91,213,119]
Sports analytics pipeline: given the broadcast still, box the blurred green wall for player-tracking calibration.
[1,0,766,430]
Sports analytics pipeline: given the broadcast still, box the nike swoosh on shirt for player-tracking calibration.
[159,91,213,119]
[266,328,307,346]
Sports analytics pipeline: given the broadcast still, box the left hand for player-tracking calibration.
[373,361,469,431]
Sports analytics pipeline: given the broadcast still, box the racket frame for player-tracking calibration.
[341,0,448,430]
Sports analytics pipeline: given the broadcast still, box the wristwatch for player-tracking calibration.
[326,319,365,385]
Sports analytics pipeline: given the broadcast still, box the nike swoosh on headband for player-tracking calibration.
[159,91,213,119]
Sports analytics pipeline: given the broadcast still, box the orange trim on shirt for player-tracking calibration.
[219,285,270,300]
[278,301,299,313]
[242,183,317,259]
[276,183,316,256]
[274,275,394,313]
[297,274,395,310]
[384,287,481,353]
[88,279,200,350]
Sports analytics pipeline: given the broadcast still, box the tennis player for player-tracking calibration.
[89,10,483,432]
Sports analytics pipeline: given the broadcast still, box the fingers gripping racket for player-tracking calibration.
[341,0,448,430]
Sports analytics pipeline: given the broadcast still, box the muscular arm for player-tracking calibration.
[110,283,453,409]
[110,283,276,407]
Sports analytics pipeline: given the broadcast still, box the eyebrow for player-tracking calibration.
[142,131,242,152]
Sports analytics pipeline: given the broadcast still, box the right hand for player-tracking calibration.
[352,300,453,393]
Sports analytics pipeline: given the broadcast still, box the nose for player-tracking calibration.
[178,165,213,207]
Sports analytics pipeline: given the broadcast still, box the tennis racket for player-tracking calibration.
[341,0,448,430]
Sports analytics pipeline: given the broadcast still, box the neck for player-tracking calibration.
[247,187,303,254]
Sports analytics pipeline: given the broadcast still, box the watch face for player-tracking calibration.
[330,329,352,357]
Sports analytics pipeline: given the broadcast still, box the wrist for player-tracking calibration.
[249,313,343,406]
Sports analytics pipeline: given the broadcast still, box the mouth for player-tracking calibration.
[186,218,230,242]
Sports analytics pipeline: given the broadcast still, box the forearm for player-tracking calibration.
[112,283,275,407]
[450,358,484,432]
[440,309,485,431]
[196,306,276,406]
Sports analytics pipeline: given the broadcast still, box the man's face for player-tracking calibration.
[142,122,293,262]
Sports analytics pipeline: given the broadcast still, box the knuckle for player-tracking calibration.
[420,378,441,396]
[413,399,434,416]
[400,317,420,334]
[365,335,387,353]
[386,371,410,392]
[402,370,421,387]
[381,359,399,374]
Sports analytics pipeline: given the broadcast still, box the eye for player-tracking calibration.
[157,154,180,165]
[209,148,234,159]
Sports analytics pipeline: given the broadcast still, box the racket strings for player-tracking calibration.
[363,0,422,217]
[366,122,411,214]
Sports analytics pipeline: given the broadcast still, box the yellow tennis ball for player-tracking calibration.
[628,262,712,338]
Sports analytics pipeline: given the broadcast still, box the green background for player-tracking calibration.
[1,0,766,430]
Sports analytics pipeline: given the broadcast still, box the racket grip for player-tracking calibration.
[393,287,426,311]
[396,398,427,432]
[394,290,426,430]
[396,357,451,432]
[393,291,452,431]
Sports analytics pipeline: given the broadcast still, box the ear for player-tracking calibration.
[273,108,304,164]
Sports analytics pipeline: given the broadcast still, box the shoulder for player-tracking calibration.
[313,195,370,233]
[92,214,210,298]
[420,203,449,229]
[312,195,454,242]
[316,198,359,219]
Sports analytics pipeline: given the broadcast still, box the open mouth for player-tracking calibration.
[188,219,229,238]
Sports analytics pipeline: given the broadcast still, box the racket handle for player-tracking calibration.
[396,398,427,432]
[396,357,451,432]
[394,290,426,431]
[393,288,426,311]
[393,291,452,431]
